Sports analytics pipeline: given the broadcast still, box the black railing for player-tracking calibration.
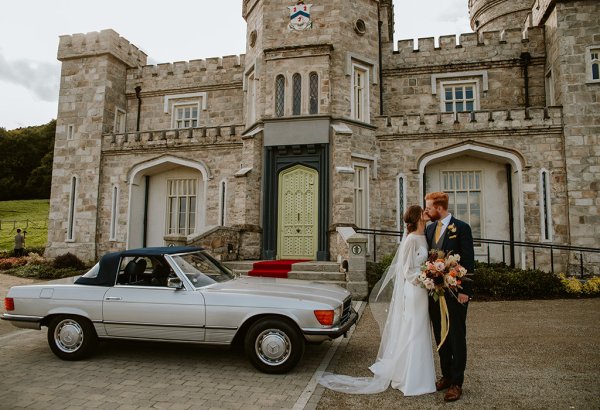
[355,228,600,278]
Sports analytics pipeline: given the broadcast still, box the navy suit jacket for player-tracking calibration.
[426,216,475,297]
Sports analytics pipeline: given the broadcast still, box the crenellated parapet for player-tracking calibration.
[384,26,544,71]
[373,107,563,136]
[57,29,147,68]
[126,55,245,93]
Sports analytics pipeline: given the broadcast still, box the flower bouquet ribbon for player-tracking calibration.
[437,294,450,351]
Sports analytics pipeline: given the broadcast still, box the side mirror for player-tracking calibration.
[167,277,184,289]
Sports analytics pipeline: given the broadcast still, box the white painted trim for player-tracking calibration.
[438,80,480,113]
[351,153,378,178]
[418,144,526,268]
[431,70,489,95]
[350,62,370,123]
[538,168,554,242]
[113,107,126,134]
[352,162,370,232]
[218,179,228,226]
[585,45,600,83]
[163,92,207,113]
[335,166,355,174]
[127,156,211,185]
[345,53,378,84]
[171,102,201,129]
[109,185,119,241]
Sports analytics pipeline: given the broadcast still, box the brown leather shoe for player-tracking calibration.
[444,385,463,402]
[435,377,452,391]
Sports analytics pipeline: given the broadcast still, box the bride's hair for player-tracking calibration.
[404,205,423,233]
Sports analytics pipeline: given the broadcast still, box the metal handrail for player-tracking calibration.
[355,228,600,278]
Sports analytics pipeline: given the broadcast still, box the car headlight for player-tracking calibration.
[334,305,342,324]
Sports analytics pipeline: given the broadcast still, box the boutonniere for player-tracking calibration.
[448,224,457,233]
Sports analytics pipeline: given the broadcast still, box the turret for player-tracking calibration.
[469,0,535,33]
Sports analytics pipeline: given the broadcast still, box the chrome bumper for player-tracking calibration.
[1,313,43,330]
[301,308,358,339]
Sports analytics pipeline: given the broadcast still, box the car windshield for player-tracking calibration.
[170,251,234,288]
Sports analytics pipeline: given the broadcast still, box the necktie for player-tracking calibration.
[434,220,443,243]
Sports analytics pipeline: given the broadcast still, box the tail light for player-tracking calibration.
[314,310,334,326]
[4,297,14,311]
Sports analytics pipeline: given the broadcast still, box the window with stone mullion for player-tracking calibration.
[292,73,302,115]
[275,75,285,117]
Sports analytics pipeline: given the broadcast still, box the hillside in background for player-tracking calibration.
[0,120,55,200]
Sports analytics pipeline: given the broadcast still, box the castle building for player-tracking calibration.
[47,0,599,281]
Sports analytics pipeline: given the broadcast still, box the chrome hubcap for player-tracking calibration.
[255,329,291,365]
[54,319,84,353]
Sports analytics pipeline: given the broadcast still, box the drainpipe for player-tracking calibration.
[135,86,142,131]
[520,52,531,108]
[378,5,384,116]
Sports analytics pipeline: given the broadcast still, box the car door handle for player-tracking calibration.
[105,297,122,301]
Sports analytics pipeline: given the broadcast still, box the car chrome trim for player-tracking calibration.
[301,309,358,337]
[97,335,229,345]
[1,313,43,322]
[205,325,238,330]
[102,320,205,329]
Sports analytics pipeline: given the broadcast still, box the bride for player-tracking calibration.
[319,205,436,395]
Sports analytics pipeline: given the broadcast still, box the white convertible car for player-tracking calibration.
[2,246,357,373]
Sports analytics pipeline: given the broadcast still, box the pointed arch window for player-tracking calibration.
[587,47,600,82]
[110,186,118,240]
[292,73,302,115]
[539,169,553,241]
[309,72,319,114]
[67,176,77,241]
[275,75,285,117]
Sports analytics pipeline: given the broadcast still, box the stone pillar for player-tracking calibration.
[346,233,369,300]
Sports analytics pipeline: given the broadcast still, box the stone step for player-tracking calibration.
[313,280,348,289]
[291,261,342,273]
[287,271,346,281]
[223,261,256,274]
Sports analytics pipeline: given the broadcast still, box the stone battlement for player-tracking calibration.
[58,29,147,68]
[386,26,544,69]
[374,107,563,135]
[131,55,245,80]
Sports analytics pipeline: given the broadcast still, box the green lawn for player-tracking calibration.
[0,199,49,251]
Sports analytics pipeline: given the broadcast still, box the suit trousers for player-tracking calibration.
[429,294,468,386]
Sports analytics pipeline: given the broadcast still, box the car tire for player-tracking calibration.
[47,315,98,361]
[244,317,305,374]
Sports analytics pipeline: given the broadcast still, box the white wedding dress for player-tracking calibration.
[319,233,436,395]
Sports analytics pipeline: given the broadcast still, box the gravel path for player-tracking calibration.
[316,299,600,409]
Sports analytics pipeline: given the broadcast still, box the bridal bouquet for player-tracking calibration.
[418,250,467,302]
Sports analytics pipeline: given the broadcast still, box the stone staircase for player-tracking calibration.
[224,260,347,288]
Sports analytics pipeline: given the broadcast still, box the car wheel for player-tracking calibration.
[244,318,305,374]
[47,315,98,361]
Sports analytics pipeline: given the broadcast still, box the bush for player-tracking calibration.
[53,253,85,270]
[0,257,27,271]
[26,246,47,256]
[582,276,600,296]
[4,264,81,280]
[560,274,583,295]
[367,253,395,292]
[473,262,564,299]
[24,252,46,265]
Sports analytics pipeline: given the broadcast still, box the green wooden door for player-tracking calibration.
[277,165,318,260]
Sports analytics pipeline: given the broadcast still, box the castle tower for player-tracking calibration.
[469,0,535,33]
[242,0,384,269]
[47,29,146,260]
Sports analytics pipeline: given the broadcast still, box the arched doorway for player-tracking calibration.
[277,164,319,260]
[127,156,210,249]
[418,143,525,266]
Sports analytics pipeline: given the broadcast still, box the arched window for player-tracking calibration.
[110,186,118,240]
[292,73,302,115]
[309,72,319,114]
[539,169,553,241]
[275,75,285,117]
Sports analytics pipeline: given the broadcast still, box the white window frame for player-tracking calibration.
[172,102,200,129]
[218,179,227,226]
[110,185,118,241]
[166,179,198,236]
[439,80,480,113]
[585,45,600,83]
[67,176,77,242]
[396,173,407,242]
[114,108,126,134]
[66,124,75,141]
[246,70,256,124]
[353,162,370,229]
[539,168,554,242]
[351,63,370,123]
[441,169,484,240]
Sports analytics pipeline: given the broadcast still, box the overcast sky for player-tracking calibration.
[0,0,470,130]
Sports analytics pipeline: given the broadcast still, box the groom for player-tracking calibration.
[424,192,474,402]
